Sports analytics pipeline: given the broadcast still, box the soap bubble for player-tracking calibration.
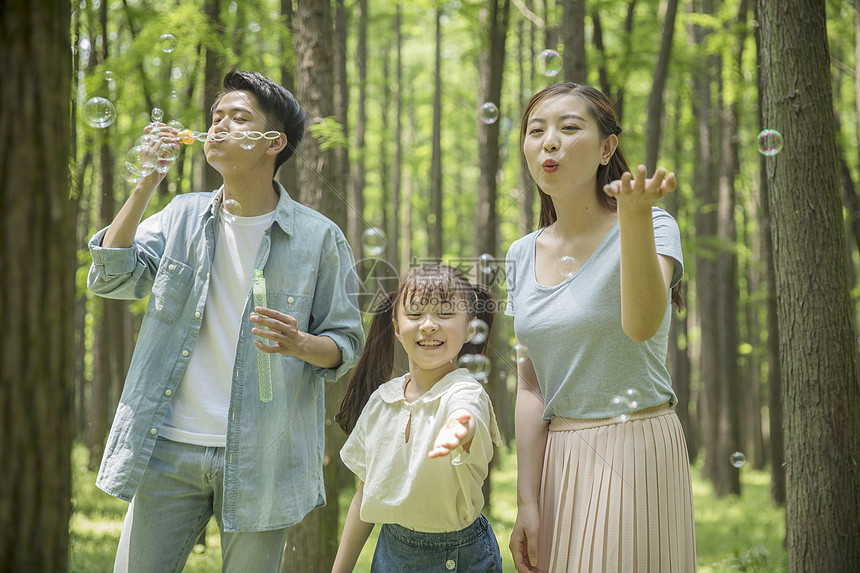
[123,145,158,182]
[479,102,499,125]
[730,451,747,468]
[457,354,490,383]
[154,141,180,173]
[623,388,640,410]
[535,49,562,77]
[557,255,579,278]
[223,198,243,218]
[757,129,783,156]
[83,97,116,128]
[511,343,528,364]
[362,227,386,256]
[479,253,494,275]
[159,33,177,53]
[150,107,164,123]
[468,318,489,345]
[104,70,114,82]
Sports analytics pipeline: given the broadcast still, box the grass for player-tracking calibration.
[70,443,787,571]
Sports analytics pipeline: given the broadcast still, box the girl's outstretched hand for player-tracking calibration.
[603,164,676,207]
[428,410,475,458]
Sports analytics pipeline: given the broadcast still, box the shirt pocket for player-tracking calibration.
[146,256,193,324]
[268,291,313,333]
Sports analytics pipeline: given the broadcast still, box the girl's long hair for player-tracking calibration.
[335,264,495,435]
[520,82,683,311]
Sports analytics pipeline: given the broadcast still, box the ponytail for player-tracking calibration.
[335,291,396,435]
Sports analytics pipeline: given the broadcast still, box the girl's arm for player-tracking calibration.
[510,344,549,573]
[604,165,678,342]
[331,482,374,573]
[428,409,476,458]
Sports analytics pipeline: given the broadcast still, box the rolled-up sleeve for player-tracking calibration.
[87,210,167,300]
[307,237,364,381]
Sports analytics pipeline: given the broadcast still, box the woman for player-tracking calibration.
[505,82,696,572]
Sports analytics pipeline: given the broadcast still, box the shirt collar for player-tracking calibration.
[378,368,474,405]
[205,180,296,236]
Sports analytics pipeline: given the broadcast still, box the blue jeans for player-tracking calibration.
[113,437,289,573]
[371,515,502,572]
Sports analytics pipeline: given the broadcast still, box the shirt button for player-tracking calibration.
[195,311,201,318]
[446,560,456,570]
[182,350,189,357]
[150,428,158,435]
[168,264,175,271]
[164,389,172,397]
[287,296,294,304]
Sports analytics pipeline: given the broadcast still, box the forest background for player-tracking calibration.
[1,0,859,571]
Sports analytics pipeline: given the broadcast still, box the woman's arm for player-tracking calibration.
[605,165,677,342]
[331,482,374,573]
[510,343,550,573]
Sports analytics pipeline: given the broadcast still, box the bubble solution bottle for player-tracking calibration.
[253,269,273,402]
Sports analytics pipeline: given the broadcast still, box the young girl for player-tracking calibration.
[332,264,503,573]
[506,82,696,572]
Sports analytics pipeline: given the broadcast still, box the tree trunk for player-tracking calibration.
[758,0,860,569]
[430,7,443,260]
[688,0,724,490]
[347,0,367,259]
[284,1,342,570]
[202,0,224,194]
[0,1,75,570]
[278,0,299,195]
[393,4,403,271]
[644,0,678,174]
[561,0,586,83]
[518,7,536,237]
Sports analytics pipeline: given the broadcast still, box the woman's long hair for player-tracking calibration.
[519,82,683,311]
[334,264,495,435]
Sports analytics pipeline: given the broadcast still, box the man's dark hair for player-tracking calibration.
[212,70,306,172]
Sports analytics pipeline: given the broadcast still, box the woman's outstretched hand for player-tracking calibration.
[603,164,676,207]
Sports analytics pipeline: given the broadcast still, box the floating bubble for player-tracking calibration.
[159,33,177,53]
[468,318,489,345]
[154,141,180,173]
[457,354,490,383]
[104,70,114,82]
[610,395,625,409]
[83,96,116,128]
[557,255,579,278]
[223,198,243,217]
[757,129,783,156]
[167,120,184,130]
[511,343,528,364]
[730,451,747,468]
[151,107,164,123]
[362,227,386,256]
[123,145,157,182]
[623,388,640,410]
[479,253,494,275]
[536,49,562,77]
[479,102,500,125]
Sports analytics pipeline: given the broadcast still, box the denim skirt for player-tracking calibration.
[371,514,502,572]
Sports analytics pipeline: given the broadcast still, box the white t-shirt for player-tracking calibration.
[340,368,502,533]
[161,205,274,446]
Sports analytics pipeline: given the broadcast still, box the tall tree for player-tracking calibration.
[392,4,403,271]
[561,0,586,83]
[284,1,342,570]
[430,7,443,260]
[278,0,299,195]
[758,0,860,569]
[643,0,679,174]
[203,0,225,194]
[348,0,368,258]
[0,1,75,570]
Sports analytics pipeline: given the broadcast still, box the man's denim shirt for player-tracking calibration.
[87,183,365,531]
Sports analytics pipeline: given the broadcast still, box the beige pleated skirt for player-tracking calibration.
[538,403,697,572]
